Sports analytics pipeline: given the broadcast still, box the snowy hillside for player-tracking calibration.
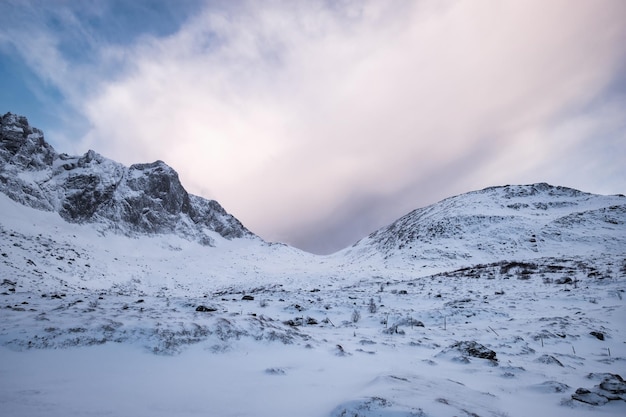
[341,183,626,270]
[0,112,254,246]
[1,112,625,416]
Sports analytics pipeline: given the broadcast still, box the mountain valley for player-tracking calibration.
[1,113,625,417]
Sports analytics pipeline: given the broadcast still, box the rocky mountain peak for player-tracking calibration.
[0,113,256,245]
[0,112,55,171]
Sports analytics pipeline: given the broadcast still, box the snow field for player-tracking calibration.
[2,255,624,416]
[1,194,625,416]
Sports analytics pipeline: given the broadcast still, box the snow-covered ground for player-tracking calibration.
[1,193,625,416]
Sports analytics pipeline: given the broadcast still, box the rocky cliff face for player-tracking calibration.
[0,112,255,245]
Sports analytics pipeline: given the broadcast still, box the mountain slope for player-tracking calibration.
[0,112,254,246]
[1,182,625,417]
[341,183,626,268]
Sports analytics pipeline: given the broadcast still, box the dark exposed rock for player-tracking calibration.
[572,374,626,405]
[394,317,424,328]
[534,354,564,367]
[599,374,626,392]
[0,113,54,171]
[284,316,319,326]
[0,113,256,245]
[448,341,497,361]
[264,367,286,375]
[590,331,605,341]
[283,318,302,327]
[572,388,609,406]
[195,305,217,312]
[335,344,350,356]
[241,295,254,301]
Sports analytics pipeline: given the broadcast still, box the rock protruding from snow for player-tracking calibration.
[0,112,255,245]
[447,340,498,362]
[572,374,626,405]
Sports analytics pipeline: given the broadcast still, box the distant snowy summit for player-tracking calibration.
[0,112,255,246]
[2,112,625,262]
[341,183,626,266]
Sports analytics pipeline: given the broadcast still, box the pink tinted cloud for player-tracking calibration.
[41,0,626,252]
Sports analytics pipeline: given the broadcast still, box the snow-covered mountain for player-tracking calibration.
[1,112,625,416]
[341,183,626,269]
[0,112,254,246]
[3,112,624,266]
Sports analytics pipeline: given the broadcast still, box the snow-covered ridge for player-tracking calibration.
[341,182,626,268]
[0,112,255,246]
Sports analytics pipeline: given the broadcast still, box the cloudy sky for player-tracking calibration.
[1,0,625,254]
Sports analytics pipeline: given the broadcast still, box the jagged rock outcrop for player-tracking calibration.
[0,112,255,245]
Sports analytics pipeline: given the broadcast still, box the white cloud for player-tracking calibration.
[3,0,626,252]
